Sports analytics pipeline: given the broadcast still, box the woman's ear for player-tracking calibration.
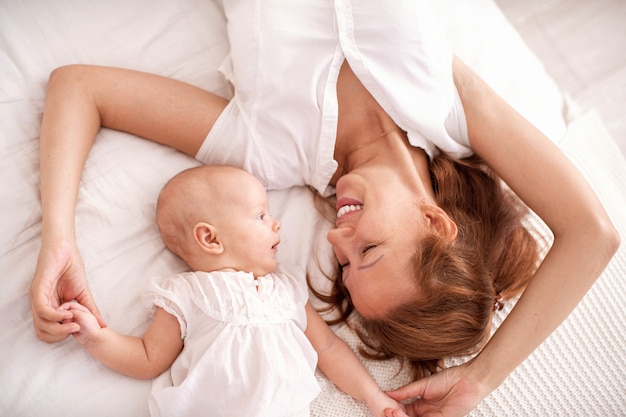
[193,222,224,254]
[422,204,458,242]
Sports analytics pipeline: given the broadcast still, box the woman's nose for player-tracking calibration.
[327,227,352,264]
[327,226,350,247]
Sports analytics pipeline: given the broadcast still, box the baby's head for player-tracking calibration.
[156,165,281,276]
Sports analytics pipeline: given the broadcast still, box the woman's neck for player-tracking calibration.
[332,61,435,201]
[333,126,436,204]
[341,127,405,171]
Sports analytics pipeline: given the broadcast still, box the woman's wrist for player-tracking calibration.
[464,348,508,397]
[40,217,77,245]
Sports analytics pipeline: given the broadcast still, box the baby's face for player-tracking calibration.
[214,174,281,276]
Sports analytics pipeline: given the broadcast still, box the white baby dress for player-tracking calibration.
[145,269,320,417]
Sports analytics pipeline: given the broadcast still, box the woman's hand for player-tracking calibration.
[386,364,488,417]
[29,239,105,343]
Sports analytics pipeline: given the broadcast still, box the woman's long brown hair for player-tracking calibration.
[309,153,542,379]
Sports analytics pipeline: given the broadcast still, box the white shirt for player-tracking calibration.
[146,270,319,417]
[196,0,471,196]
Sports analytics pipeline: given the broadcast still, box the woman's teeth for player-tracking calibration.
[337,204,363,218]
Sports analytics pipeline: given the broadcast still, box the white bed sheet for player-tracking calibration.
[1,0,624,416]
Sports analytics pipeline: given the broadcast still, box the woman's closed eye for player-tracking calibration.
[362,244,377,254]
[340,245,377,270]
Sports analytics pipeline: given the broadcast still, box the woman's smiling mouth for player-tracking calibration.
[337,204,363,219]
[336,197,364,223]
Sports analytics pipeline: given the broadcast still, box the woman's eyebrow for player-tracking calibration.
[358,254,384,270]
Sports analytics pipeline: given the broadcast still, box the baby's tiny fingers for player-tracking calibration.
[65,301,89,313]
[384,408,409,417]
[57,301,74,311]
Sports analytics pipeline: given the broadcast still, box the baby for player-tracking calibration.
[60,165,406,417]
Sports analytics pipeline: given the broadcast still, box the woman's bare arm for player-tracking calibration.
[31,65,228,342]
[453,56,619,392]
[387,57,619,417]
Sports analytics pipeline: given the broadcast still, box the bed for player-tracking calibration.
[1,0,625,416]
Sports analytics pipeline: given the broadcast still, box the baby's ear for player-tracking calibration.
[422,204,458,242]
[193,222,224,254]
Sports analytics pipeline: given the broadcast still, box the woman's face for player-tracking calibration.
[327,166,428,318]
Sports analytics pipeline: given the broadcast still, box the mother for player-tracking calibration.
[30,1,618,416]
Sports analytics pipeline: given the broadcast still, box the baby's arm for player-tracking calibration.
[60,302,183,379]
[304,302,407,417]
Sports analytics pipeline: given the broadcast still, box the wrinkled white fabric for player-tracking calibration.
[9,0,621,416]
[196,0,470,196]
[145,270,319,417]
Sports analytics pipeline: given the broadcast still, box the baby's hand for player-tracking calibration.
[57,301,101,345]
[365,389,408,417]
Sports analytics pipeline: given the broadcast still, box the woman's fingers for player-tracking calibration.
[386,380,426,402]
